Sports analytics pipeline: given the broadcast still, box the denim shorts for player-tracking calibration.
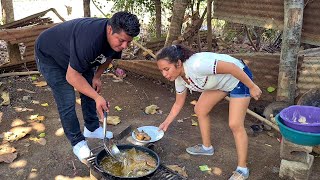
[228,65,253,98]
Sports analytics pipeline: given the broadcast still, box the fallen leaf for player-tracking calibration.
[32,81,47,87]
[38,132,46,138]
[11,119,26,127]
[212,167,222,176]
[36,116,45,121]
[41,103,49,107]
[267,86,276,93]
[0,151,17,163]
[31,100,40,104]
[190,100,197,105]
[0,143,16,155]
[3,127,32,142]
[38,138,47,145]
[167,165,188,178]
[29,137,39,142]
[199,165,211,171]
[191,119,198,126]
[29,137,47,146]
[0,112,3,123]
[29,122,45,133]
[31,76,37,81]
[14,107,34,112]
[115,106,122,111]
[17,88,35,94]
[107,116,121,125]
[145,104,159,114]
[0,91,10,106]
[29,114,39,120]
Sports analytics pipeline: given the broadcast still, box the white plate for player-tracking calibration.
[132,126,164,143]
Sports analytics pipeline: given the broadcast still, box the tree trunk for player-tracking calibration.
[164,0,189,47]
[83,0,91,17]
[277,0,304,104]
[1,0,21,64]
[154,0,161,38]
[207,0,212,51]
[1,0,14,22]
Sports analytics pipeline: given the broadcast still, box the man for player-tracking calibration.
[35,12,140,162]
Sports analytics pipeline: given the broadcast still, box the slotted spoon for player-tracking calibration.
[102,111,123,162]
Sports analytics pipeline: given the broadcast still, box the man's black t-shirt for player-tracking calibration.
[35,18,121,73]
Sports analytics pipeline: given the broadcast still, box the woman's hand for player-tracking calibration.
[250,84,262,100]
[159,120,171,132]
[92,76,102,93]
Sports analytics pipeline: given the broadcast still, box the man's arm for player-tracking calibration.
[94,59,112,79]
[66,64,99,99]
[66,64,108,119]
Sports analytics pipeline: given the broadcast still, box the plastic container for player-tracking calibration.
[275,114,320,146]
[279,105,320,133]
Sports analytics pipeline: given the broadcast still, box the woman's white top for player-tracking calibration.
[175,52,245,93]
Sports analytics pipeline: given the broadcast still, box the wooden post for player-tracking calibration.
[277,0,304,104]
[1,0,22,64]
[207,0,213,51]
[83,0,91,17]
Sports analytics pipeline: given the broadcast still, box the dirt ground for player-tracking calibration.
[0,72,319,180]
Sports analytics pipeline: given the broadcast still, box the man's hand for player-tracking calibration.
[92,76,102,93]
[94,95,109,119]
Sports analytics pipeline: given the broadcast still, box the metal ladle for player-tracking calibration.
[102,111,123,162]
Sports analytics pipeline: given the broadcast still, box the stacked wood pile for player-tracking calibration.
[0,8,64,73]
[0,24,56,62]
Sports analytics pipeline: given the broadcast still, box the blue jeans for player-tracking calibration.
[228,65,253,98]
[35,49,99,146]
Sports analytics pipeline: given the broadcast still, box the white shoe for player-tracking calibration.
[73,140,91,162]
[83,126,113,139]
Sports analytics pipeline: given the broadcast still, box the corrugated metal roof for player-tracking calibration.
[297,56,320,93]
[213,0,320,45]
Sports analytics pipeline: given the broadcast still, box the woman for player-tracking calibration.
[156,45,262,180]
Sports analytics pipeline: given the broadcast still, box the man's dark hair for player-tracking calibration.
[108,11,140,37]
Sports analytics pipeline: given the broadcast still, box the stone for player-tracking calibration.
[280,138,313,164]
[279,156,314,180]
[22,95,31,101]
[313,145,320,154]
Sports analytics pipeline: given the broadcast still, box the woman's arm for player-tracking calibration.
[216,60,261,100]
[159,91,187,131]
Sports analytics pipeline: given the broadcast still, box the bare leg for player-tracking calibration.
[195,90,227,147]
[229,97,250,167]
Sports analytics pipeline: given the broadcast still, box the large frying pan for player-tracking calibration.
[95,144,160,179]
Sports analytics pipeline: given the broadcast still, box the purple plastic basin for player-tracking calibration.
[280,105,320,133]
